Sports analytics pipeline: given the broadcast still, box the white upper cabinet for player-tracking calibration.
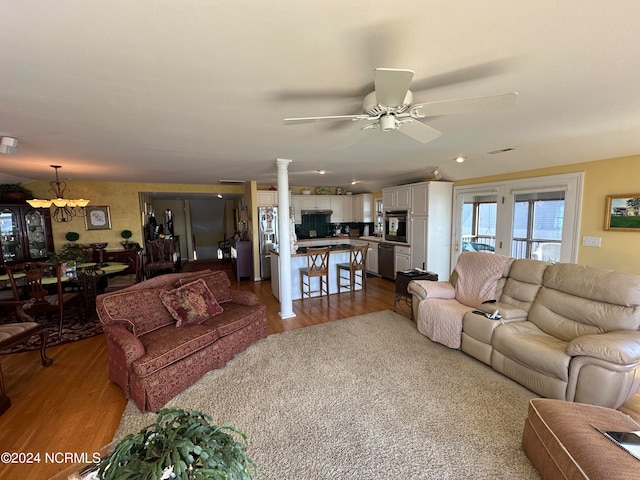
[330,196,348,222]
[300,195,331,210]
[411,183,430,216]
[382,186,411,210]
[257,191,277,206]
[353,193,373,222]
[292,196,302,223]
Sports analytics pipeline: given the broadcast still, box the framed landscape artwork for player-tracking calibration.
[605,194,640,231]
[84,205,112,231]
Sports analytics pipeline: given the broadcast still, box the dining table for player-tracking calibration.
[0,262,130,309]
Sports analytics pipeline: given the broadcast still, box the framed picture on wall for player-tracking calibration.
[605,194,640,231]
[84,206,112,231]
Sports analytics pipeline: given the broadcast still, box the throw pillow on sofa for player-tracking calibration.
[160,279,224,327]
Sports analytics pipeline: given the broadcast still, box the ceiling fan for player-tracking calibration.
[283,68,517,144]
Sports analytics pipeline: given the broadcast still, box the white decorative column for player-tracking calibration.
[276,158,296,319]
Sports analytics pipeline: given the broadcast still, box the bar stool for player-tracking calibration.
[300,247,330,300]
[337,244,368,295]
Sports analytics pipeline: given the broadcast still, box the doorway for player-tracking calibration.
[140,193,244,262]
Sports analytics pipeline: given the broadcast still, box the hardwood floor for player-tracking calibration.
[0,275,401,479]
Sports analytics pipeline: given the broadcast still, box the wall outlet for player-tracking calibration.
[582,236,602,247]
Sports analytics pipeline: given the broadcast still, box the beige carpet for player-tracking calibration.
[113,311,540,479]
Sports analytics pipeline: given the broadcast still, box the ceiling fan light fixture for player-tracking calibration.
[380,115,397,132]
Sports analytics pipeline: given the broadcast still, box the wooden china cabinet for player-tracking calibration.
[0,203,54,266]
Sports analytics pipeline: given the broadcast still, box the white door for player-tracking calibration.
[453,173,583,267]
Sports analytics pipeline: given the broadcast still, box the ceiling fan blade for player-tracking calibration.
[398,120,442,144]
[283,114,369,126]
[411,92,518,118]
[409,59,515,92]
[273,84,373,102]
[333,125,374,150]
[374,68,414,106]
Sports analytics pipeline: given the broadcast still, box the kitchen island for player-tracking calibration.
[270,243,363,300]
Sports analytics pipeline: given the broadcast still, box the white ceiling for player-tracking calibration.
[2,1,640,193]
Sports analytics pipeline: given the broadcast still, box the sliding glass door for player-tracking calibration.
[453,173,583,266]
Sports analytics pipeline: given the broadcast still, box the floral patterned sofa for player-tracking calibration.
[96,270,268,412]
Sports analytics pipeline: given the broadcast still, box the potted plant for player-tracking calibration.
[0,183,34,200]
[50,244,91,264]
[96,408,256,480]
[120,229,133,249]
[66,231,80,244]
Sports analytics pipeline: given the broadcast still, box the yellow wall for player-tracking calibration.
[25,155,640,275]
[455,154,640,274]
[24,180,244,253]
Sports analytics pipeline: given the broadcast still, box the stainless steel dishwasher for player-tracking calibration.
[378,243,395,280]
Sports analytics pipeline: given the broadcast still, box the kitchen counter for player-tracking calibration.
[358,236,410,247]
[270,243,362,300]
[271,243,351,256]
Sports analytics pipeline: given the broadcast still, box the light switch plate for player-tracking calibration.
[582,236,602,247]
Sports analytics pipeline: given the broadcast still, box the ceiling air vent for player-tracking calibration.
[219,180,246,185]
[488,148,515,155]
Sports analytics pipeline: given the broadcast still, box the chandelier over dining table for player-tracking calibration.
[26,165,90,222]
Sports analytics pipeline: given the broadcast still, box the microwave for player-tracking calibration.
[384,211,408,243]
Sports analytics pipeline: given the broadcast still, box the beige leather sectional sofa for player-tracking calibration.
[408,253,640,408]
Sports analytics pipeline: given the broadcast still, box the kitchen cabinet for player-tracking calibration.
[365,240,378,275]
[395,245,411,273]
[257,191,278,206]
[408,181,453,280]
[353,193,373,222]
[292,196,302,223]
[341,196,353,222]
[300,195,331,210]
[382,186,410,211]
[330,196,345,222]
[0,204,54,265]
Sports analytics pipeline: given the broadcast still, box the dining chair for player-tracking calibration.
[145,239,178,278]
[5,262,84,338]
[75,265,106,311]
[0,300,53,415]
[300,247,330,300]
[336,244,368,295]
[104,250,142,292]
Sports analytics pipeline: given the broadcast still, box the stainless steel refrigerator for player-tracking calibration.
[258,206,278,279]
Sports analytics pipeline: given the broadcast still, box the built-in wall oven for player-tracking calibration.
[384,211,408,243]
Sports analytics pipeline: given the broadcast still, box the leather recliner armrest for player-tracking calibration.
[474,302,528,321]
[566,330,640,365]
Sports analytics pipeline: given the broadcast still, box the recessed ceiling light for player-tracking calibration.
[455,156,466,163]
[351,180,359,185]
[315,169,326,175]
[217,194,223,198]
